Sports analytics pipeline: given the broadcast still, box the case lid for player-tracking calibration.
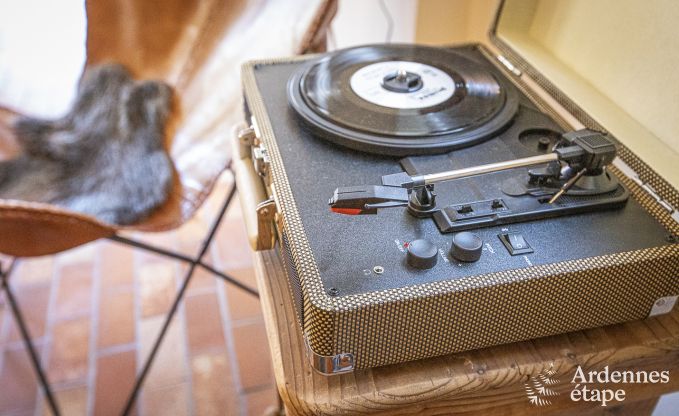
[486,0,679,187]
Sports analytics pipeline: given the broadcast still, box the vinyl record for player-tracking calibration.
[287,44,519,156]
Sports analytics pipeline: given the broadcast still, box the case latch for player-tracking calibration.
[252,143,271,183]
[255,197,277,250]
[233,121,278,251]
[243,117,272,185]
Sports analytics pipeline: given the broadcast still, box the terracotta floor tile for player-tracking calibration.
[48,317,90,384]
[185,261,216,295]
[215,218,254,270]
[15,257,54,287]
[139,316,187,389]
[94,350,136,416]
[191,352,239,416]
[177,216,208,255]
[138,262,176,318]
[100,242,135,288]
[225,193,243,222]
[97,289,135,349]
[54,262,93,319]
[133,243,173,266]
[245,386,278,416]
[0,346,41,415]
[57,244,97,266]
[225,267,257,288]
[1,168,273,415]
[201,174,234,220]
[232,322,273,390]
[132,231,178,252]
[142,383,189,416]
[0,302,5,345]
[42,385,88,416]
[222,269,262,322]
[7,283,50,342]
[185,293,225,354]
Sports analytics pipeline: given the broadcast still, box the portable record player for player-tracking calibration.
[234,0,679,374]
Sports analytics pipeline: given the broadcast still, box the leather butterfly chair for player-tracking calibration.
[0,0,337,414]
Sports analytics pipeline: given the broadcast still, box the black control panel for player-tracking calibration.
[251,48,672,298]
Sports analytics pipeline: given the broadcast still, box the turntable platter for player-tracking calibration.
[287,44,519,155]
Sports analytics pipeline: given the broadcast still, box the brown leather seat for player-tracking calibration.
[0,0,336,257]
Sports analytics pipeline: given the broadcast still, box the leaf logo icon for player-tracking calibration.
[524,364,560,406]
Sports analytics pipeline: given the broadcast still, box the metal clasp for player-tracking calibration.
[255,197,277,250]
[304,339,354,375]
[252,144,271,182]
[243,117,271,184]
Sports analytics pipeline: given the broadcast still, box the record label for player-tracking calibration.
[349,61,455,109]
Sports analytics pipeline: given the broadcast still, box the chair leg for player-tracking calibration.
[107,235,259,299]
[121,182,238,415]
[120,260,200,416]
[1,260,61,416]
[198,262,258,298]
[107,187,259,299]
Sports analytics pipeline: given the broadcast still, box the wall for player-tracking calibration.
[527,0,679,154]
[496,0,679,184]
[415,0,497,45]
[330,0,418,49]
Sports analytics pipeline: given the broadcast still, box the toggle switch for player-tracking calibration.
[499,232,533,255]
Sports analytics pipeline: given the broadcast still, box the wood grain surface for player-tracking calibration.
[253,249,679,415]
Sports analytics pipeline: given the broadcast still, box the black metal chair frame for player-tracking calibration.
[0,171,266,416]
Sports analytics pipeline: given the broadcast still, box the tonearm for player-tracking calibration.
[329,129,618,217]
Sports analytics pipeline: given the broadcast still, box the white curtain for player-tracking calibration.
[0,0,86,118]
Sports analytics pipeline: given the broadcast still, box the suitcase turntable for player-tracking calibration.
[238,42,679,374]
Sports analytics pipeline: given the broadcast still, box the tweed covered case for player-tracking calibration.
[240,42,679,371]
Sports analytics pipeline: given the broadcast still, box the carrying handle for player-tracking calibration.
[231,125,276,250]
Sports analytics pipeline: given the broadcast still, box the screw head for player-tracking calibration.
[373,266,384,274]
[327,288,339,297]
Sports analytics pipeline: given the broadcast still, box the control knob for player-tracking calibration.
[451,232,483,262]
[406,239,438,269]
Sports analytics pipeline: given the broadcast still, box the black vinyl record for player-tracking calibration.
[287,44,519,156]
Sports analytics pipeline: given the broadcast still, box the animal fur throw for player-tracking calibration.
[0,64,174,225]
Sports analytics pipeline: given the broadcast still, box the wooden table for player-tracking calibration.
[254,249,679,415]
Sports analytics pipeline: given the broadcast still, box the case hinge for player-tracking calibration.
[497,55,522,77]
[613,158,678,223]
